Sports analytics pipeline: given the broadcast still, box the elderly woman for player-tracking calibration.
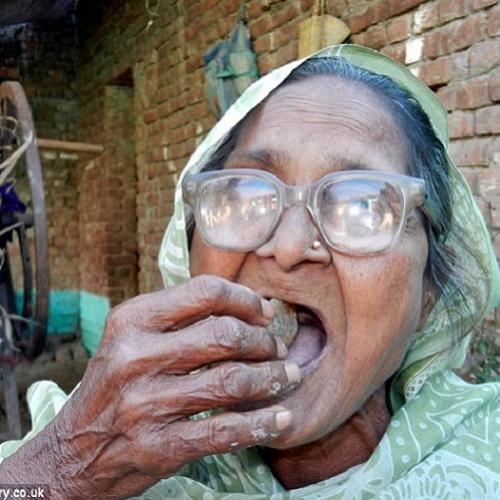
[0,45,499,499]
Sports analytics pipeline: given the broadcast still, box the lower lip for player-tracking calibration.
[298,353,324,376]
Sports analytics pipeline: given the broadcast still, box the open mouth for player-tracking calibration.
[287,305,327,374]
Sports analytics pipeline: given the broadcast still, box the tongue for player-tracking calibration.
[287,325,325,367]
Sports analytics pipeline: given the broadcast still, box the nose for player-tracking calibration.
[255,207,331,271]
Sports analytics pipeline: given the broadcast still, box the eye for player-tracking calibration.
[343,199,392,236]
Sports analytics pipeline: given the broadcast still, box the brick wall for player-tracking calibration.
[75,0,499,301]
[0,21,79,294]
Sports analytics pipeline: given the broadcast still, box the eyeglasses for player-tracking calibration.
[182,168,439,256]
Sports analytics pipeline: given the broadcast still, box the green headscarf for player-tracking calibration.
[158,44,500,408]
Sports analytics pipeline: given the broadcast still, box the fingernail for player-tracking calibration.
[275,410,292,431]
[284,362,301,384]
[261,299,275,320]
[275,338,288,359]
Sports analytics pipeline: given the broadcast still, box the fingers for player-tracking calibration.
[121,316,288,375]
[156,406,292,465]
[129,361,301,417]
[179,360,301,413]
[106,275,275,335]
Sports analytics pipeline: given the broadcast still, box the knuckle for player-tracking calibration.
[193,275,227,306]
[205,415,246,451]
[105,304,123,333]
[213,317,249,353]
[111,338,137,372]
[104,299,136,338]
[218,363,254,400]
[246,292,262,312]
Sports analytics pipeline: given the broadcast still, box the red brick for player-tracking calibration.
[249,15,273,38]
[258,53,273,74]
[415,55,453,86]
[478,168,500,198]
[247,0,263,18]
[387,0,427,18]
[436,85,457,111]
[452,51,469,79]
[472,0,497,10]
[489,69,500,102]
[354,25,387,49]
[300,0,315,13]
[372,1,390,24]
[201,0,218,11]
[459,167,478,193]
[450,77,490,109]
[487,5,500,37]
[450,138,490,166]
[274,39,298,67]
[448,111,475,138]
[325,0,348,17]
[387,14,412,43]
[475,105,500,135]
[381,43,406,64]
[485,195,500,229]
[438,0,467,24]
[423,30,441,59]
[414,2,439,34]
[254,33,272,54]
[440,14,485,55]
[275,20,300,48]
[345,6,374,34]
[270,4,301,30]
[470,39,500,77]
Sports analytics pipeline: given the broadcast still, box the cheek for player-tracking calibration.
[337,235,428,378]
[190,229,247,279]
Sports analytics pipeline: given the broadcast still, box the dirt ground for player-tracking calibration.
[0,336,88,438]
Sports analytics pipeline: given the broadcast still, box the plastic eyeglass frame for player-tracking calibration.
[182,168,440,256]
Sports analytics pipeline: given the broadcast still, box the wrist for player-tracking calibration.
[0,419,79,499]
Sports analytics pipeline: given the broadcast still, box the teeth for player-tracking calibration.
[265,299,299,348]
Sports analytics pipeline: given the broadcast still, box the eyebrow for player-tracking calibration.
[227,148,375,173]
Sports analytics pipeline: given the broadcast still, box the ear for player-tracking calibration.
[417,278,437,331]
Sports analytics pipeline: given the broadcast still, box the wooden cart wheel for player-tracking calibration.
[0,81,49,360]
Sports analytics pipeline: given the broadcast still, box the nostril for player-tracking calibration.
[253,208,331,269]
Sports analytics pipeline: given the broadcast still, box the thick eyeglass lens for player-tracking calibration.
[318,179,403,253]
[198,176,279,249]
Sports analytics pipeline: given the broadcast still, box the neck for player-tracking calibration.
[260,385,391,489]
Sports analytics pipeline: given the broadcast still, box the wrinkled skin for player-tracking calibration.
[0,76,431,497]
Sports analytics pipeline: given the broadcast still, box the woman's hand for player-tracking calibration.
[49,275,300,499]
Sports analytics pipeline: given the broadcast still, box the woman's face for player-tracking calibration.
[190,75,429,448]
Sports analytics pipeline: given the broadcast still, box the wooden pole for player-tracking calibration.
[37,138,104,155]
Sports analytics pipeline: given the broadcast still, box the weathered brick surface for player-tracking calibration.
[0,21,79,292]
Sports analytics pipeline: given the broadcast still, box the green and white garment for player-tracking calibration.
[1,45,499,499]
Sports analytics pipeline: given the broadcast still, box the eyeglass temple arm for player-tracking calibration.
[409,181,444,236]
[182,178,197,206]
[421,197,445,235]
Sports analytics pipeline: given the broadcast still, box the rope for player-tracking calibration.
[0,130,33,186]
